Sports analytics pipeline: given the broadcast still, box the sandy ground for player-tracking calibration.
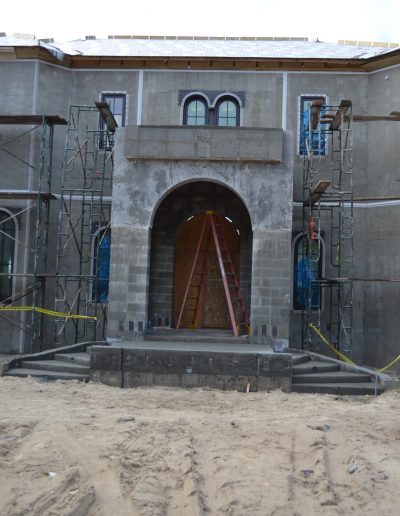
[0,377,399,516]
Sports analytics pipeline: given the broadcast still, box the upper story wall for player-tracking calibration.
[141,70,283,127]
[0,58,379,199]
[0,61,37,191]
[366,64,400,197]
[285,72,369,202]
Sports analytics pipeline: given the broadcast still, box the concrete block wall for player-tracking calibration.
[90,345,292,392]
[148,213,175,326]
[108,227,150,338]
[251,230,291,343]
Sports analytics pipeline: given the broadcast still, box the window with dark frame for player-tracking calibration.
[0,211,15,301]
[216,97,239,126]
[183,94,240,127]
[299,96,326,156]
[99,93,126,148]
[183,96,208,125]
[293,235,323,311]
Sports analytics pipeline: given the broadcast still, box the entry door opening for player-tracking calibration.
[173,211,244,331]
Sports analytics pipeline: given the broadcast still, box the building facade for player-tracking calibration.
[0,35,399,369]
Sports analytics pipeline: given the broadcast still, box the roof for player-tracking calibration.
[0,35,398,60]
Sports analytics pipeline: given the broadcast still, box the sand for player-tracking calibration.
[0,376,399,515]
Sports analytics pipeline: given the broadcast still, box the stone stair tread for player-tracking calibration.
[291,382,384,395]
[20,360,89,374]
[292,371,372,383]
[292,360,340,374]
[294,359,339,368]
[55,352,90,365]
[5,368,88,381]
[291,354,310,365]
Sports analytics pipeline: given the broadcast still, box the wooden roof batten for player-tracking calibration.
[69,55,367,72]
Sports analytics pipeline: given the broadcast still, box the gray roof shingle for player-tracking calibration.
[1,35,398,60]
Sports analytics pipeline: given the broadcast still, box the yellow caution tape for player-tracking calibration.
[0,305,97,320]
[377,354,400,373]
[309,323,400,373]
[308,323,355,364]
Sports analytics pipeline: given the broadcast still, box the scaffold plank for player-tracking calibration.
[352,114,400,122]
[95,102,118,132]
[0,190,56,200]
[330,100,352,130]
[0,115,67,125]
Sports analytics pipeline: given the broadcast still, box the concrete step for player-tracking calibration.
[292,354,311,366]
[4,368,88,381]
[291,382,384,395]
[20,360,89,375]
[292,370,372,384]
[55,352,90,366]
[292,360,340,375]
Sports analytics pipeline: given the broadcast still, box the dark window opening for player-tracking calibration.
[100,93,126,148]
[299,96,326,156]
[0,211,15,301]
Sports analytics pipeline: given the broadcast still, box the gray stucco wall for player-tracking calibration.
[0,56,399,367]
[286,72,371,361]
[141,71,283,127]
[362,66,400,367]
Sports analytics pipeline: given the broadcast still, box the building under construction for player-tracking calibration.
[0,34,400,372]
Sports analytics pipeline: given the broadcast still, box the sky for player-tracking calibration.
[3,0,400,44]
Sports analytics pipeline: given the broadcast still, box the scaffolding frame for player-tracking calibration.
[301,100,354,357]
[54,103,116,345]
[0,115,67,351]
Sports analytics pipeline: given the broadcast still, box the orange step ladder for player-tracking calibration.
[176,211,250,336]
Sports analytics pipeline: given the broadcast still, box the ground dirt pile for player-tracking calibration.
[0,377,399,515]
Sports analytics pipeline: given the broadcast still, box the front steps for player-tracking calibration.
[4,351,90,381]
[3,343,385,395]
[291,354,384,395]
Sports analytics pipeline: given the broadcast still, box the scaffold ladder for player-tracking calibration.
[176,211,249,336]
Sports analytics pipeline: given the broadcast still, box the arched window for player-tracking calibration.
[293,235,323,310]
[0,210,16,301]
[92,228,111,303]
[216,97,240,126]
[183,96,208,125]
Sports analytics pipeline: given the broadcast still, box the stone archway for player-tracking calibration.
[108,125,292,343]
[148,181,253,330]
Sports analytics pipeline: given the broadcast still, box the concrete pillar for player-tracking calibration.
[108,226,150,340]
[250,229,291,344]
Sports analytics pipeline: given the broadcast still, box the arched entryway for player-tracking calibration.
[174,211,241,330]
[148,181,252,333]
